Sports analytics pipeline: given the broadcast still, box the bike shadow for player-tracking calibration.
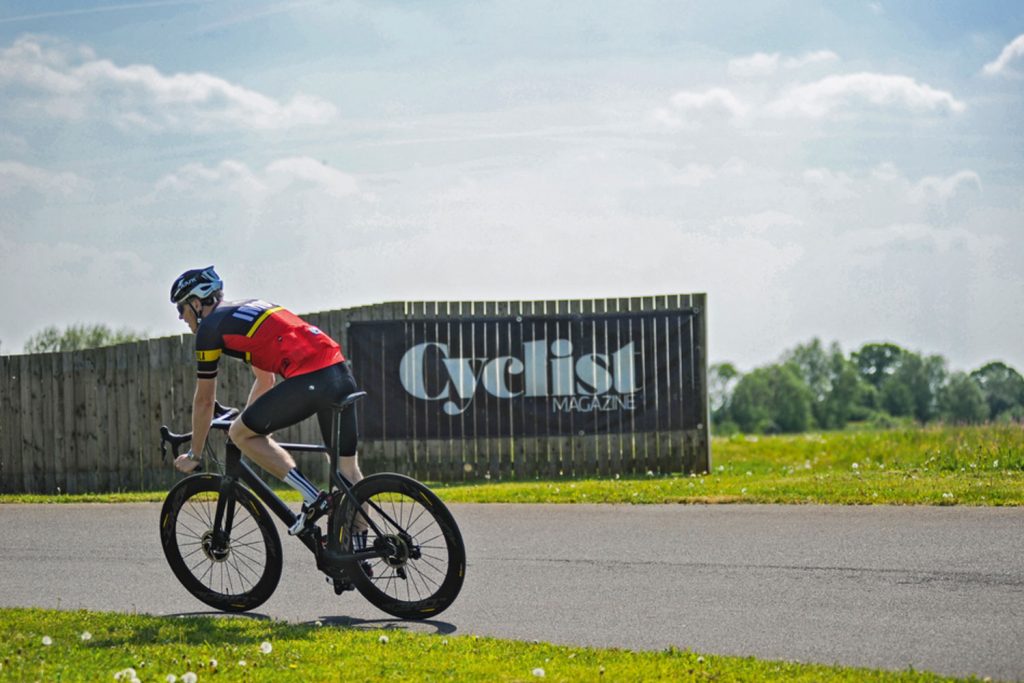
[310,615,458,635]
[163,611,273,621]
[161,611,457,636]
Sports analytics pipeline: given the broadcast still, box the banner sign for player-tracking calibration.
[348,310,700,440]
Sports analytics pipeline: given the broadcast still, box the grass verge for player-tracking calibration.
[1,426,1022,506]
[0,607,988,682]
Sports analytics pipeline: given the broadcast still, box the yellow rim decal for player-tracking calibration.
[246,306,283,338]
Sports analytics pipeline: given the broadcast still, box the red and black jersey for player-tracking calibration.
[194,299,344,379]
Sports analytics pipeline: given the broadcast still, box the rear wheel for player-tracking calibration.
[160,474,282,612]
[330,473,465,619]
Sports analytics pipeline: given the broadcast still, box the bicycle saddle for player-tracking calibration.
[333,391,367,411]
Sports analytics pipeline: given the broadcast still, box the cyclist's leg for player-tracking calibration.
[229,366,336,492]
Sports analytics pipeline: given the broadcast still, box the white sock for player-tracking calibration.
[284,469,320,505]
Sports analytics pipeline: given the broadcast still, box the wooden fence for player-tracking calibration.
[0,295,708,494]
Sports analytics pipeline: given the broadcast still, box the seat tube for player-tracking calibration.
[331,408,340,484]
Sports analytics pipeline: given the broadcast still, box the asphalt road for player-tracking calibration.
[1,502,1021,680]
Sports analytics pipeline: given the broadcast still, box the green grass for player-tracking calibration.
[436,424,1024,506]
[2,425,1022,506]
[0,607,987,682]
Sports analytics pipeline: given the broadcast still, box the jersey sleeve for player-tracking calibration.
[194,321,222,379]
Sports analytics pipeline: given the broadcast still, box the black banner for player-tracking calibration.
[348,310,699,440]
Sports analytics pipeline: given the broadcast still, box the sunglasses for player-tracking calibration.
[176,301,189,317]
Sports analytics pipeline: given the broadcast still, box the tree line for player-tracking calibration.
[710,340,1024,434]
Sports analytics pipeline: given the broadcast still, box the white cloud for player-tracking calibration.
[728,50,838,78]
[841,222,995,255]
[728,52,780,78]
[910,170,982,205]
[803,167,858,200]
[155,157,362,199]
[729,210,804,235]
[0,34,337,131]
[155,160,265,195]
[266,158,360,198]
[668,163,717,187]
[656,87,747,127]
[982,33,1024,76]
[769,73,966,117]
[0,160,85,195]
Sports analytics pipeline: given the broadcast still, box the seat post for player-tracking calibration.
[330,406,342,481]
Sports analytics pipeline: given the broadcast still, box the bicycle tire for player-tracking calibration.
[329,473,466,619]
[160,473,283,612]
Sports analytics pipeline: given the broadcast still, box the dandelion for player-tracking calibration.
[646,470,654,477]
[942,492,954,499]
[315,620,323,627]
[442,639,449,646]
[208,658,218,669]
[741,488,747,494]
[852,463,859,469]
[532,667,546,677]
[717,465,724,472]
[182,673,197,683]
[80,631,92,642]
[238,661,247,667]
[114,669,137,681]
[260,641,273,655]
[42,636,53,646]
[697,656,705,663]
[993,460,1000,468]
[379,635,390,644]
[166,675,177,683]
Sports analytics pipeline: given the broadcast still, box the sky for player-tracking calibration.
[0,0,1022,373]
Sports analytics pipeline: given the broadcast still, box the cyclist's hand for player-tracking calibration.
[174,453,201,474]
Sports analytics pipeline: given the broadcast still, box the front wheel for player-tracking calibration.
[329,473,466,619]
[160,473,283,612]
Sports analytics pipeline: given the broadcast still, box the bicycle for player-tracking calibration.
[157,392,466,619]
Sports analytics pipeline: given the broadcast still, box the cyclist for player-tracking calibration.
[169,265,362,536]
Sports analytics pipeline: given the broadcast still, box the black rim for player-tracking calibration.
[358,490,454,605]
[174,491,270,598]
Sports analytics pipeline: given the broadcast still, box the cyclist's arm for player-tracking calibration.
[190,378,217,456]
[246,366,275,408]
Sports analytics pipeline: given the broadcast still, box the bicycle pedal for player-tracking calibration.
[327,576,354,594]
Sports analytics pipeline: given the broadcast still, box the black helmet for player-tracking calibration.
[170,266,223,305]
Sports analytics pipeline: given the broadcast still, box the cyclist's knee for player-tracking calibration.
[228,417,256,441]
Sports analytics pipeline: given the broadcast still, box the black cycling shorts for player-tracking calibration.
[240,361,360,457]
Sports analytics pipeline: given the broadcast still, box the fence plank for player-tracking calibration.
[48,353,65,493]
[0,357,16,493]
[18,355,34,492]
